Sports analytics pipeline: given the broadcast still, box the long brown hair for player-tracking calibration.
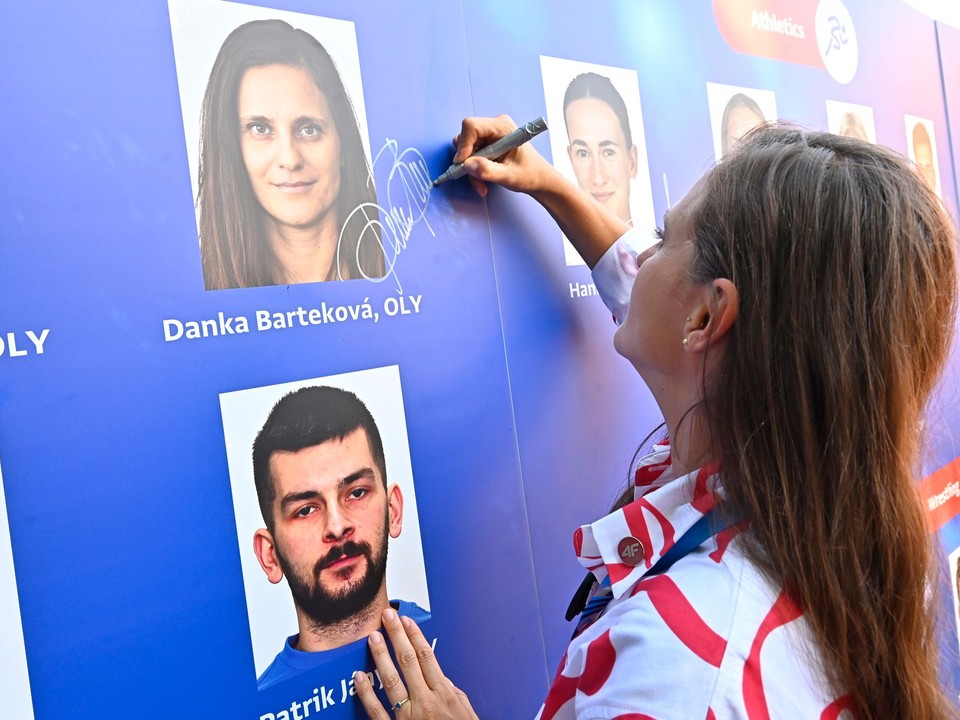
[197,19,384,289]
[690,125,958,718]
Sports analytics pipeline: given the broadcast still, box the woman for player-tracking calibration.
[562,72,638,225]
[198,19,384,289]
[353,117,958,719]
[837,111,869,142]
[912,121,939,195]
[719,92,766,157]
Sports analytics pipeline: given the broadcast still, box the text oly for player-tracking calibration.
[0,330,49,358]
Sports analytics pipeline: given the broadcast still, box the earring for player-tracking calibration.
[682,338,689,346]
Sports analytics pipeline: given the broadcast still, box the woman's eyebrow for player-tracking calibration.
[294,115,330,126]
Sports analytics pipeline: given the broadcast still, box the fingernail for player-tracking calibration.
[369,632,383,645]
[464,158,479,172]
[401,616,413,628]
[354,671,368,685]
[383,608,398,622]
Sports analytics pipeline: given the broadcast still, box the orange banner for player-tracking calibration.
[919,457,960,533]
[713,0,822,68]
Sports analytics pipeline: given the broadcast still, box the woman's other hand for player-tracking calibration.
[354,608,479,720]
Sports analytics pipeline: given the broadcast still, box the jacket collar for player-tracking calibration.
[573,441,720,599]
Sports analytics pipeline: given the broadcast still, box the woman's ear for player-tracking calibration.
[684,278,739,351]
[707,278,739,340]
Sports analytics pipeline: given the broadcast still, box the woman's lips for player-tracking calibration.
[592,192,613,203]
[273,180,316,193]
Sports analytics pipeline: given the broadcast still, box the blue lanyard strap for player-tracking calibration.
[650,510,731,576]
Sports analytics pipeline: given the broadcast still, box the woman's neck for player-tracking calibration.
[267,214,343,283]
[654,378,720,478]
[665,409,718,478]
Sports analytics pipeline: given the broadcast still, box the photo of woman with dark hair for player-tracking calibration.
[837,111,869,141]
[719,92,766,156]
[825,100,877,145]
[561,72,638,225]
[197,19,384,290]
[540,56,656,267]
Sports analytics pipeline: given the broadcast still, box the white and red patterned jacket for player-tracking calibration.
[536,442,854,720]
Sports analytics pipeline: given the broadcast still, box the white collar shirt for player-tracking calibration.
[536,441,852,720]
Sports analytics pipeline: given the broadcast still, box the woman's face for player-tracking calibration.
[614,177,703,376]
[238,64,342,234]
[565,97,637,224]
[722,105,764,156]
[913,136,937,193]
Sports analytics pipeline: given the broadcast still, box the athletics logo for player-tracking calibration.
[816,0,858,84]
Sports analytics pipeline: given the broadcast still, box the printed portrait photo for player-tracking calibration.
[219,366,429,689]
[949,545,960,660]
[168,0,385,290]
[540,56,657,267]
[705,82,778,161]
[825,100,877,143]
[905,114,941,197]
[0,463,36,720]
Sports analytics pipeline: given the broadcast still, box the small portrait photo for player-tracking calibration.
[905,115,941,197]
[0,464,36,720]
[705,82,778,161]
[825,100,877,143]
[949,545,960,658]
[168,0,385,290]
[219,366,429,690]
[540,56,657,266]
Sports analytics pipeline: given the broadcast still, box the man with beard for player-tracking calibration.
[251,385,428,690]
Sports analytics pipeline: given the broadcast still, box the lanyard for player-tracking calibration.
[565,510,738,624]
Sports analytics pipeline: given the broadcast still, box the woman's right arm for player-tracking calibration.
[452,115,630,269]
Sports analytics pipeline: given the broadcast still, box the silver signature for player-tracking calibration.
[339,138,435,293]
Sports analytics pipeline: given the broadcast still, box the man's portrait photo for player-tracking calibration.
[905,114,941,197]
[220,366,429,689]
[168,0,385,290]
[825,99,877,143]
[540,56,656,267]
[0,463,35,719]
[705,82,777,161]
